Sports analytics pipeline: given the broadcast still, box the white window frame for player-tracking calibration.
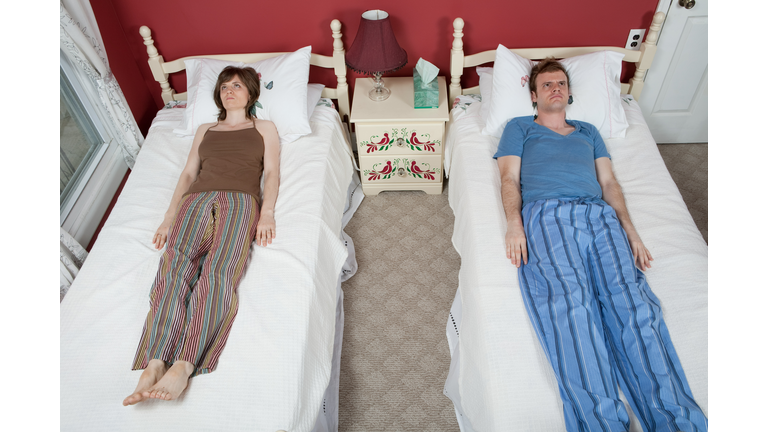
[60,50,110,223]
[60,49,129,247]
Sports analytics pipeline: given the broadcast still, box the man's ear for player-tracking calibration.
[530,91,537,103]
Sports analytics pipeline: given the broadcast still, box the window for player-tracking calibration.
[60,50,109,223]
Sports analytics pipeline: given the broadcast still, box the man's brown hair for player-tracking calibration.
[529,57,570,95]
[213,66,261,120]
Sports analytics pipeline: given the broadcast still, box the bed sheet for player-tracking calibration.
[443,97,708,431]
[60,104,357,432]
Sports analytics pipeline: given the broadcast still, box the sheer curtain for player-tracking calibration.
[61,228,88,301]
[59,0,142,298]
[59,0,143,168]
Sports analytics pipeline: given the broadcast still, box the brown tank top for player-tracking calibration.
[184,122,265,204]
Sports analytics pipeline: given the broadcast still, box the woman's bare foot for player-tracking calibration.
[146,360,195,401]
[123,359,167,406]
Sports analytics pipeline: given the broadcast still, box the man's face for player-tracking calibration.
[531,70,570,114]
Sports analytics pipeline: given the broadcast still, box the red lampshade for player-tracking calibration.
[346,10,407,75]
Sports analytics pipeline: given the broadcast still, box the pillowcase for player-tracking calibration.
[476,66,494,124]
[173,47,313,143]
[174,57,242,137]
[482,44,629,139]
[305,83,324,123]
[245,46,312,142]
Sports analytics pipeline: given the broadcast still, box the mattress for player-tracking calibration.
[60,103,360,432]
[443,96,708,431]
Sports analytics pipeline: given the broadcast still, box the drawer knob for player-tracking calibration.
[397,167,407,177]
[396,137,405,147]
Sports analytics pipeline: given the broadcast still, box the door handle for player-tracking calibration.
[678,0,695,9]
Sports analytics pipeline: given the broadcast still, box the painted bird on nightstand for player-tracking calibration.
[366,133,391,153]
[410,132,435,151]
[410,160,436,180]
[367,160,393,181]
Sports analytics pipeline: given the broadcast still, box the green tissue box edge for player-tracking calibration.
[413,69,439,109]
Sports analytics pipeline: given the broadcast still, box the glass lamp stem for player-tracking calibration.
[369,72,391,101]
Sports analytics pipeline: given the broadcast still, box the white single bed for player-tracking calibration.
[60,20,364,432]
[442,13,708,431]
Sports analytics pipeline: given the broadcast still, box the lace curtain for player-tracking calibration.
[59,0,143,168]
[61,228,88,301]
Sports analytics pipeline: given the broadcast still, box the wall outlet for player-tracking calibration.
[625,29,646,50]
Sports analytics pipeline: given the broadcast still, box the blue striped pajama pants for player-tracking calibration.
[519,198,707,432]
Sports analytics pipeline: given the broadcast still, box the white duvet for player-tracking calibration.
[443,97,708,431]
[60,106,356,432]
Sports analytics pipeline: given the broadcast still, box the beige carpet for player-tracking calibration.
[338,143,707,430]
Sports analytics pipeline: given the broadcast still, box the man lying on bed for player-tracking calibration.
[494,58,707,432]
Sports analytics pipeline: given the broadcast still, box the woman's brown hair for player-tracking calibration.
[213,66,261,120]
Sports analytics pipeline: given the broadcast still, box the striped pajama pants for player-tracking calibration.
[519,198,707,432]
[132,191,259,377]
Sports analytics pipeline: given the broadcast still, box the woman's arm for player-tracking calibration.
[152,123,210,250]
[595,157,653,271]
[254,120,280,247]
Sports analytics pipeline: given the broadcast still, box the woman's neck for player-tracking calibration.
[220,109,249,127]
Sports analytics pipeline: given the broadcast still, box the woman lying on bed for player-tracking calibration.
[123,66,280,406]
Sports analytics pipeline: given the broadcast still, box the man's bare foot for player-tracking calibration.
[123,359,167,406]
[146,360,195,401]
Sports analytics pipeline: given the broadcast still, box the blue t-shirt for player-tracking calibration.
[494,116,610,206]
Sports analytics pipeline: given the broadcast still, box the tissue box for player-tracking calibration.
[413,69,439,109]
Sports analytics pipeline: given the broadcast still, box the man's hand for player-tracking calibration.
[626,231,653,271]
[506,222,528,268]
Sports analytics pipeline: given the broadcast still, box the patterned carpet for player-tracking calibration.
[338,143,707,430]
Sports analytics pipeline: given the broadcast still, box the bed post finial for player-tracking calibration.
[330,19,350,120]
[628,11,665,100]
[450,18,465,101]
[140,26,175,104]
[645,11,665,46]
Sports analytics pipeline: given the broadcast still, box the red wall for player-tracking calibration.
[91,0,660,135]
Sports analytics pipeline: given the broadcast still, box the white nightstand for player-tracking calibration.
[350,76,450,196]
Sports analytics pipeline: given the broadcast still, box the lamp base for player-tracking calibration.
[368,86,391,101]
[369,73,391,101]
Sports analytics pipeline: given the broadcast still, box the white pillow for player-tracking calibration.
[482,45,629,139]
[476,66,494,124]
[173,58,243,137]
[305,83,324,123]
[245,46,312,142]
[173,47,313,143]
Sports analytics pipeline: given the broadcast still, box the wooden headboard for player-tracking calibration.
[139,19,351,121]
[449,12,666,101]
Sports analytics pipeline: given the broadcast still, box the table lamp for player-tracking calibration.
[346,10,407,101]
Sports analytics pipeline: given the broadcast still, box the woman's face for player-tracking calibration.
[219,75,250,111]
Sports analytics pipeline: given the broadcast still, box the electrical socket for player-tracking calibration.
[625,29,646,50]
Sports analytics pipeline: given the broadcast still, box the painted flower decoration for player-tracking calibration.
[521,75,529,87]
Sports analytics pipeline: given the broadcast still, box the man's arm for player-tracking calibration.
[498,155,527,268]
[595,157,653,271]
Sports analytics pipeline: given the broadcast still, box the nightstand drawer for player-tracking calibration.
[361,155,442,183]
[355,123,444,155]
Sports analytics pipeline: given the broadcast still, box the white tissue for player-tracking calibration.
[416,58,439,88]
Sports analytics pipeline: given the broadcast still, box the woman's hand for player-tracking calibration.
[152,218,172,250]
[627,231,653,271]
[255,213,276,247]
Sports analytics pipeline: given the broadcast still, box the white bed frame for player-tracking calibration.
[449,12,666,101]
[139,19,351,121]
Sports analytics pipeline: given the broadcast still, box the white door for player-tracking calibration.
[639,0,708,143]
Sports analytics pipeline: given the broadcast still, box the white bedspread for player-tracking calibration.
[443,98,708,431]
[60,106,356,432]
